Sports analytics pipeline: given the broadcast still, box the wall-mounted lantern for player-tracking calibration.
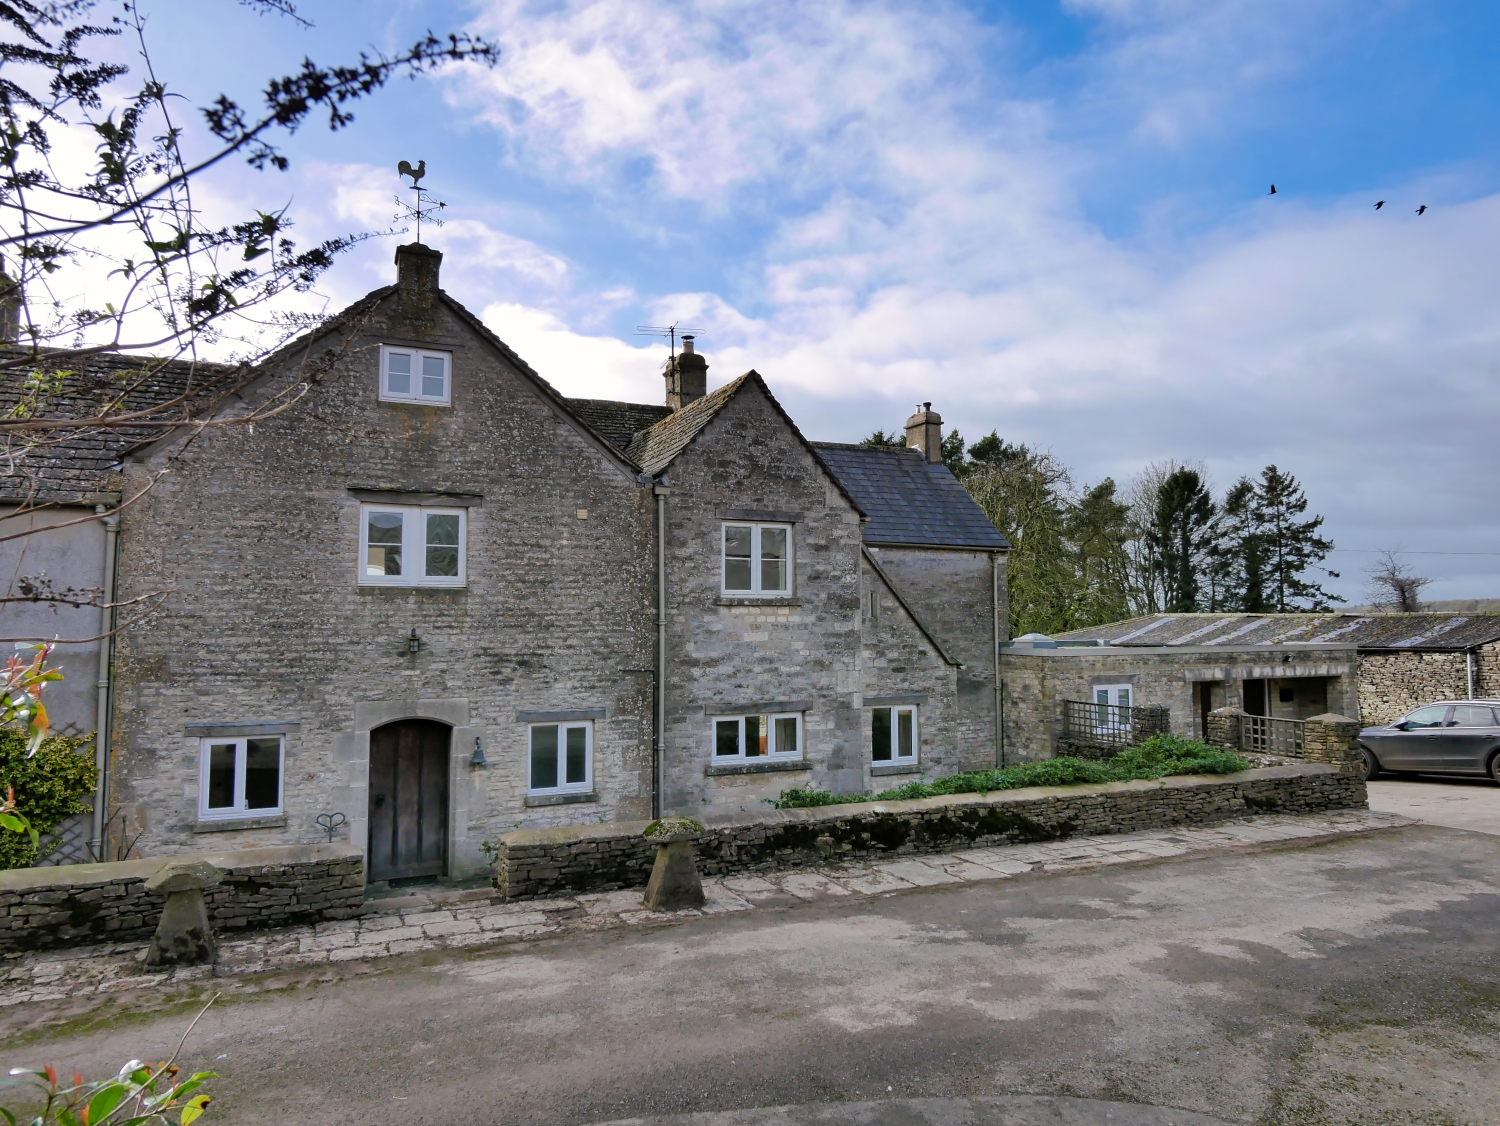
[470,736,488,769]
[407,628,422,655]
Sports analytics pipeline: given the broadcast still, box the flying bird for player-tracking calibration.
[1268,184,1277,195]
[397,159,426,187]
[1416,205,1427,215]
[1374,200,1385,210]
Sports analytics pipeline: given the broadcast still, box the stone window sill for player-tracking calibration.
[524,791,599,807]
[706,760,812,777]
[715,596,802,608]
[870,763,923,777]
[192,814,287,834]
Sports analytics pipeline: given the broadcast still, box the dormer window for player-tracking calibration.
[380,345,451,406]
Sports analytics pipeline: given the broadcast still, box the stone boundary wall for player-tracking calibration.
[493,764,1365,901]
[0,843,362,953]
[1358,647,1500,727]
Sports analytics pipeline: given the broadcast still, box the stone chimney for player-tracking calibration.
[390,243,443,337]
[664,334,708,410]
[904,402,942,463]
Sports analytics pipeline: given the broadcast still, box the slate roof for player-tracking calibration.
[811,443,1010,550]
[1055,613,1500,651]
[0,347,235,504]
[626,375,750,476]
[564,398,672,458]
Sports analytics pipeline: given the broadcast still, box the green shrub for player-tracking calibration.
[0,729,96,869]
[768,735,1248,810]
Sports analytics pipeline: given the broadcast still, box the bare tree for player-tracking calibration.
[1364,548,1433,613]
[0,0,496,621]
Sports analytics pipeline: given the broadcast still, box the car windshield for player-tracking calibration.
[1401,705,1449,729]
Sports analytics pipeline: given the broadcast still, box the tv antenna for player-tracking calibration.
[394,159,446,244]
[635,322,703,363]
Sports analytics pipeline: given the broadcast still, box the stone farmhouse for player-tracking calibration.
[1,243,1009,883]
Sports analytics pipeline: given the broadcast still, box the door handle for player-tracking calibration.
[374,793,386,808]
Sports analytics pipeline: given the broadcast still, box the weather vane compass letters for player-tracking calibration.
[395,159,446,244]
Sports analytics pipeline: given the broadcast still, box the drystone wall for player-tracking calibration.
[1358,647,1500,726]
[0,842,362,953]
[493,763,1365,901]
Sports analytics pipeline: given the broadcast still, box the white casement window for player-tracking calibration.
[380,345,451,406]
[712,713,802,762]
[199,736,284,820]
[722,523,791,595]
[529,722,593,795]
[1092,685,1133,735]
[359,505,466,587]
[871,705,917,763]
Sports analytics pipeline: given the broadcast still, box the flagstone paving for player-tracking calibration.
[1,808,1410,1010]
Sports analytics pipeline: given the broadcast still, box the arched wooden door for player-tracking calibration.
[368,719,450,882]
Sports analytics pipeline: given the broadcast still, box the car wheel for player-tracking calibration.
[1362,748,1381,781]
[1489,752,1500,785]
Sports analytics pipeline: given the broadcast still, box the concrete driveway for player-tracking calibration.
[5,822,1500,1126]
[1368,773,1500,834]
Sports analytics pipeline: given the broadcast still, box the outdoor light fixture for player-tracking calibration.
[407,628,422,655]
[470,737,487,768]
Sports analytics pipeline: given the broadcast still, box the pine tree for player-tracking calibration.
[1252,466,1343,611]
[1147,469,1217,612]
[1065,478,1133,626]
[1209,477,1269,611]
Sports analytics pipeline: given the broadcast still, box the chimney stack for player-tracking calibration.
[394,242,442,298]
[665,334,708,410]
[904,402,942,463]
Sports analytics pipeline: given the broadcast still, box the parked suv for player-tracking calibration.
[1359,700,1500,782]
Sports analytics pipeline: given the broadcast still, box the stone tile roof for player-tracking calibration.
[626,375,750,476]
[564,398,672,457]
[0,348,235,504]
[1055,613,1500,651]
[811,443,1010,550]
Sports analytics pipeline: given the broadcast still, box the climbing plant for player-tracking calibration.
[0,729,96,869]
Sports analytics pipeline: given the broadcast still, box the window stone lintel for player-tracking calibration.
[348,488,483,507]
[184,721,299,737]
[517,708,606,723]
[715,509,804,523]
[864,694,928,707]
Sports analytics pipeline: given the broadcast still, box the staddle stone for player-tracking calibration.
[145,859,224,968]
[642,818,706,911]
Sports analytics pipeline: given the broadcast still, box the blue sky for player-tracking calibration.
[139,0,1500,602]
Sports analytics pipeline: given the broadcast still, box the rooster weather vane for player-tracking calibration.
[395,159,445,244]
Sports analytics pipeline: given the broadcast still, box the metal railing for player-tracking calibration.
[1061,700,1170,753]
[1240,714,1305,757]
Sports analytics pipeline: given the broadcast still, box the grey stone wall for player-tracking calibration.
[868,546,1000,772]
[858,555,960,788]
[493,763,1365,900]
[1001,645,1359,760]
[658,382,867,814]
[1357,646,1500,726]
[0,842,361,952]
[111,250,656,875]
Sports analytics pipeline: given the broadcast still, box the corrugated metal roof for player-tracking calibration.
[812,443,1010,550]
[1055,613,1500,651]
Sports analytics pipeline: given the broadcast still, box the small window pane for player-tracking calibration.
[386,351,412,395]
[897,709,915,758]
[774,717,798,756]
[244,738,281,810]
[760,527,787,592]
[531,725,560,789]
[1404,706,1448,729]
[207,743,236,810]
[724,526,752,591]
[421,354,446,398]
[425,513,460,577]
[872,707,892,761]
[715,719,741,757]
[1450,705,1494,728]
[1117,688,1131,709]
[565,726,588,785]
[746,714,766,757]
[1095,688,1109,705]
[367,511,403,577]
